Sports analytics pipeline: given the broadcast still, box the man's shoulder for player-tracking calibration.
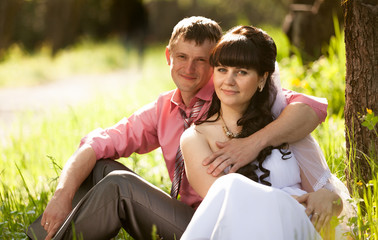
[135,89,174,115]
[157,89,175,100]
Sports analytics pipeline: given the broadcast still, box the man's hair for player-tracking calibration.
[167,16,222,51]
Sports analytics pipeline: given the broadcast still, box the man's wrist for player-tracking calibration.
[54,186,75,202]
[247,128,271,150]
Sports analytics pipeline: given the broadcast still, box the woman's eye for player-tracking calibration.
[238,70,248,75]
[217,67,227,72]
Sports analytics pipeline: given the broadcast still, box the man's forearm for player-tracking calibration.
[54,144,97,201]
[255,102,320,149]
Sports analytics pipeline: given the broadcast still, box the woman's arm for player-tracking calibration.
[180,126,223,198]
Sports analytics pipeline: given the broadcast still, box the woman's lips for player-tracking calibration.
[221,89,238,95]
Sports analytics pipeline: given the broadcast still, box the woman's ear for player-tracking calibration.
[258,72,269,92]
[260,72,269,86]
[165,47,171,65]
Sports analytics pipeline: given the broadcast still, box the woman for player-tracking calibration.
[180,26,352,239]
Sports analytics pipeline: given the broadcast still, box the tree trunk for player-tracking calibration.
[283,0,343,61]
[45,0,85,55]
[344,0,378,189]
[0,0,22,55]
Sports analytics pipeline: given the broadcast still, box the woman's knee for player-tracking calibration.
[211,173,270,196]
[214,173,250,188]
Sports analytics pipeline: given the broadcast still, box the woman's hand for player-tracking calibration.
[41,191,72,240]
[296,188,343,231]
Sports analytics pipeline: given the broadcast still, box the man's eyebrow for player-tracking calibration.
[195,54,209,59]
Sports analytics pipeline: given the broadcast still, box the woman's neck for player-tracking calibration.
[220,104,244,134]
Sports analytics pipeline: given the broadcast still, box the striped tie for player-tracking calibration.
[170,99,205,199]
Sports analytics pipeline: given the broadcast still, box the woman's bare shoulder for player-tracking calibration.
[181,124,207,146]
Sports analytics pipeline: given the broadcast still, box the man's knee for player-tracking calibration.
[98,170,141,196]
[92,159,132,183]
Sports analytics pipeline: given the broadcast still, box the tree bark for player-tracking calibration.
[344,0,378,189]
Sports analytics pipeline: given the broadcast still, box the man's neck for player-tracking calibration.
[181,92,195,107]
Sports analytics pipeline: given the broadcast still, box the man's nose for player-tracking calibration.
[185,60,196,73]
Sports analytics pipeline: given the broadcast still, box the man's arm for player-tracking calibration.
[40,100,161,239]
[41,144,96,240]
[203,102,320,176]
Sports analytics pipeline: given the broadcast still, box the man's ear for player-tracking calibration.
[165,47,171,65]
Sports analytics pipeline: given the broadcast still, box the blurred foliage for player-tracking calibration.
[279,16,345,116]
[0,0,293,56]
[0,0,148,56]
[0,0,341,62]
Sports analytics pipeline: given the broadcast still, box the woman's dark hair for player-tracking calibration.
[198,26,290,186]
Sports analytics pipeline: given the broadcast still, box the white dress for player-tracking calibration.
[181,150,322,240]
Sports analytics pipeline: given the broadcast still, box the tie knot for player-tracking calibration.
[181,99,205,129]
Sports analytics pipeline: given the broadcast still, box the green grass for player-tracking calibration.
[0,37,143,88]
[1,27,377,239]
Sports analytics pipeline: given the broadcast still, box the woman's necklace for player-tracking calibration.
[220,114,241,139]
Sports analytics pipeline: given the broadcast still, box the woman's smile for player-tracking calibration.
[221,88,239,95]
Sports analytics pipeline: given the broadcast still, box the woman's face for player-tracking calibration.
[213,65,263,112]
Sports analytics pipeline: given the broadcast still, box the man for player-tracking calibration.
[28,16,327,240]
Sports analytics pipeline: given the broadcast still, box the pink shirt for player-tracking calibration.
[80,79,327,208]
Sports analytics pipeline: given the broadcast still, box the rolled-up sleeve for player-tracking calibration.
[80,101,160,160]
[283,89,328,123]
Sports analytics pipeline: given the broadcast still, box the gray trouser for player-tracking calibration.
[27,160,195,240]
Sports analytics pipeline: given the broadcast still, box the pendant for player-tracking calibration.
[222,125,240,138]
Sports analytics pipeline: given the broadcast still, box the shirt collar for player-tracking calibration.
[170,77,214,112]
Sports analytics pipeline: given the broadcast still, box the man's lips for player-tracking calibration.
[180,74,197,81]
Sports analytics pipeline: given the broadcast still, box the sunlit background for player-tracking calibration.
[3,1,375,240]
[0,0,343,140]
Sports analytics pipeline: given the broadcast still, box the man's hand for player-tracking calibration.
[39,145,96,239]
[41,191,72,240]
[202,137,264,176]
[296,188,342,232]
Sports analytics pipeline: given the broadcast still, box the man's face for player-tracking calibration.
[166,38,216,103]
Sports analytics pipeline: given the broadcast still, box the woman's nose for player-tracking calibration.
[224,73,236,85]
